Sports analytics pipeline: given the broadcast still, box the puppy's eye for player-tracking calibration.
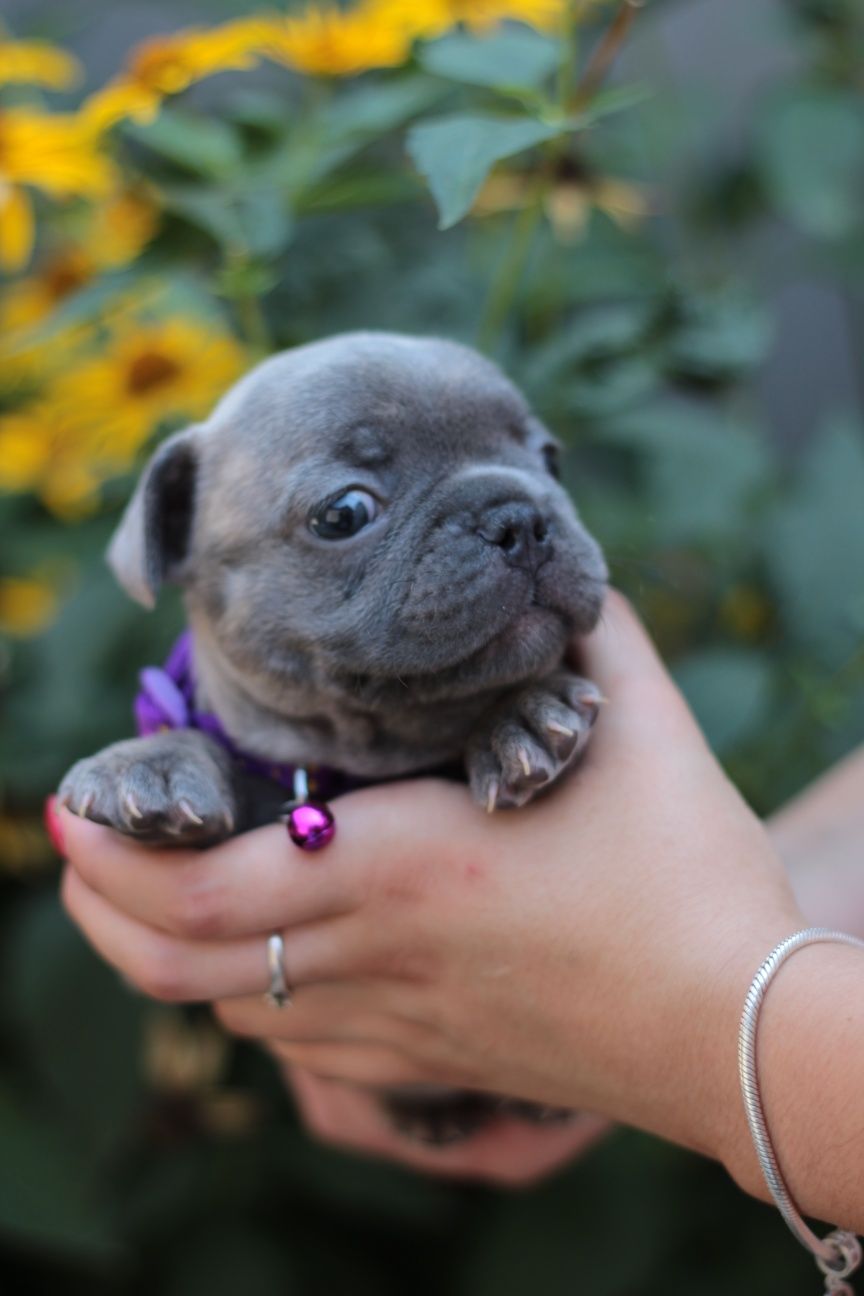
[542,444,561,481]
[310,489,379,540]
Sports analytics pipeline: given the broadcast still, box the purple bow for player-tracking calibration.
[133,631,351,798]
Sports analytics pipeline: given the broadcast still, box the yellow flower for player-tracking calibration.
[61,316,246,452]
[370,0,568,36]
[0,573,58,636]
[86,187,160,268]
[0,813,55,875]
[1,247,97,333]
[258,3,413,77]
[80,18,267,131]
[0,317,246,517]
[0,190,158,334]
[0,35,82,90]
[0,107,117,270]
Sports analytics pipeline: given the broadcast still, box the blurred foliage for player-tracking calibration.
[1,0,863,1292]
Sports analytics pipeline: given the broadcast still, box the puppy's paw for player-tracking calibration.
[381,1089,500,1146]
[58,730,237,846]
[466,671,603,812]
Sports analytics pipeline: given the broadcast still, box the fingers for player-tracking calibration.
[579,589,669,695]
[575,590,700,754]
[61,865,360,1002]
[265,1041,432,1089]
[59,778,475,945]
[288,1068,613,1184]
[58,806,359,942]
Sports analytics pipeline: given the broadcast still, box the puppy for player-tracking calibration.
[59,332,608,1142]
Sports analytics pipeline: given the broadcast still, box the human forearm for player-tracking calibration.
[769,746,864,936]
[719,939,864,1234]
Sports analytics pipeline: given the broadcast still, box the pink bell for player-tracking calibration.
[282,767,335,851]
[284,801,335,851]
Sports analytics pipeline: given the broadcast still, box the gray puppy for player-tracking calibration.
[59,331,608,1141]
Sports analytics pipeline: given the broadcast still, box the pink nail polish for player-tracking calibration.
[43,795,66,856]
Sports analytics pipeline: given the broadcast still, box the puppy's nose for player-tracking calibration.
[477,502,553,572]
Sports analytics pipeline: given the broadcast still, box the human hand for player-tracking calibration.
[58,592,803,1179]
[283,1065,611,1184]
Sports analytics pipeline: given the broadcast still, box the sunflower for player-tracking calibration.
[258,3,414,77]
[0,107,117,270]
[0,33,82,90]
[0,573,58,637]
[0,190,159,334]
[371,0,569,36]
[80,18,268,132]
[0,316,245,517]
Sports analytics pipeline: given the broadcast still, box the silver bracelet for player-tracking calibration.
[739,927,864,1293]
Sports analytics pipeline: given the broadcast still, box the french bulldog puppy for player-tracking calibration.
[59,331,608,1142]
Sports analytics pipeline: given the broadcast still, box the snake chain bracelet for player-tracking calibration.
[739,927,864,1293]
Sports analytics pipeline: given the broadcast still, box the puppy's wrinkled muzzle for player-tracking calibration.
[476,500,553,575]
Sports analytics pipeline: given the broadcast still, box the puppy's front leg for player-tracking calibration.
[58,729,238,846]
[466,669,603,813]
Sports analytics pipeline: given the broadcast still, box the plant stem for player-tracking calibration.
[573,0,645,107]
[234,286,271,356]
[476,1,587,354]
[477,184,547,352]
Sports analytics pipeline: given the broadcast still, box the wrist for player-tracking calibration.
[721,941,864,1232]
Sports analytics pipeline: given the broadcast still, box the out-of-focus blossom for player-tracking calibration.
[0,573,58,637]
[0,108,117,270]
[474,159,650,240]
[720,585,773,642]
[372,0,570,36]
[80,18,268,131]
[257,3,414,77]
[0,316,245,517]
[1,190,159,333]
[0,34,82,90]
[0,813,55,875]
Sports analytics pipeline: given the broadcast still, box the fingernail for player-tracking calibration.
[43,795,66,856]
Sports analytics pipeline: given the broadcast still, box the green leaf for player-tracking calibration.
[259,78,445,203]
[407,113,561,228]
[159,185,246,247]
[673,648,774,754]
[126,109,243,179]
[601,402,773,545]
[664,293,772,382]
[763,418,864,665]
[321,75,447,139]
[418,29,561,95]
[756,89,864,238]
[579,81,654,122]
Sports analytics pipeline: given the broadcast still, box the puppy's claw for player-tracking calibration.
[486,781,498,814]
[579,692,608,708]
[546,720,575,738]
[517,747,533,779]
[178,798,204,827]
[221,808,235,834]
[77,792,94,819]
[122,793,143,822]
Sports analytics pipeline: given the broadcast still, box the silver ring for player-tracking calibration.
[264,933,292,1008]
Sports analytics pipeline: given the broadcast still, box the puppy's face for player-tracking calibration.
[111,333,606,708]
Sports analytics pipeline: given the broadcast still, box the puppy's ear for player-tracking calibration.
[107,427,200,608]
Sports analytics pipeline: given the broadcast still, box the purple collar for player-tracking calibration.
[134,631,356,799]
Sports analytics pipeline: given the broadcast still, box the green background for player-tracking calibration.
[1,1,863,1291]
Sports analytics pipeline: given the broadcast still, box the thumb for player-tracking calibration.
[578,589,668,695]
[575,591,700,749]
